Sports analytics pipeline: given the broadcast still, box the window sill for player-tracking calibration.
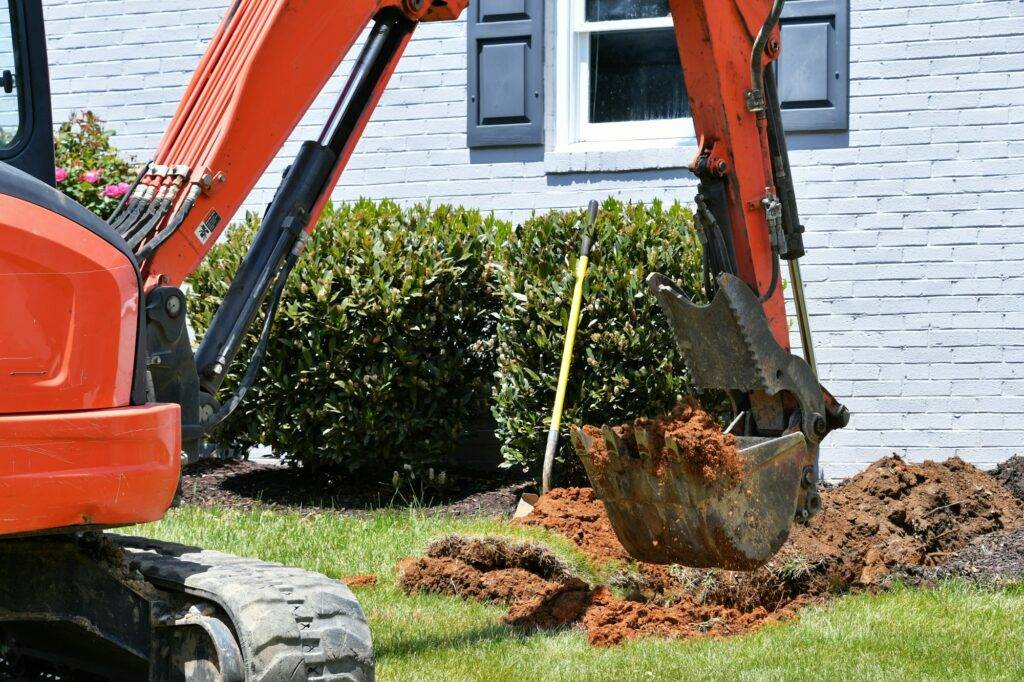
[544,141,696,175]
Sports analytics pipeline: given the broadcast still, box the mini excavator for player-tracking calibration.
[0,0,846,678]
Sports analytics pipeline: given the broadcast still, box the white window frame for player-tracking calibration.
[554,0,694,151]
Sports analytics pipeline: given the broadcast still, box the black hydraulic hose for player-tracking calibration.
[763,65,805,259]
[112,192,149,234]
[758,253,781,303]
[127,185,180,250]
[107,161,150,226]
[749,0,785,111]
[136,184,201,260]
[121,188,163,243]
[205,250,296,429]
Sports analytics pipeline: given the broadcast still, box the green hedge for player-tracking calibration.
[188,200,500,476]
[190,197,705,480]
[490,199,705,478]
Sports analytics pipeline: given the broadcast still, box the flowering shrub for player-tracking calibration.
[53,111,135,219]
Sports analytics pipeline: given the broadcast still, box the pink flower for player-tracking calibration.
[102,182,131,199]
[79,169,102,184]
[54,167,68,182]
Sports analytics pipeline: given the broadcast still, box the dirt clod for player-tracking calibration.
[342,574,378,588]
[398,536,593,631]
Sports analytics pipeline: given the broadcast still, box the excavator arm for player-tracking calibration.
[112,0,471,454]
[573,0,850,570]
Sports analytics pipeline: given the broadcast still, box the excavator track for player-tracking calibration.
[0,534,373,681]
[115,535,375,682]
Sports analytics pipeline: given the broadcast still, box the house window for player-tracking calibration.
[556,0,693,148]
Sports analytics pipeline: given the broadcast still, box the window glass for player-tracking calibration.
[589,28,690,124]
[0,0,19,147]
[585,0,669,22]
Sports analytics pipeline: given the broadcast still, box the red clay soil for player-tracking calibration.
[400,455,1024,647]
[342,574,378,588]
[582,404,744,484]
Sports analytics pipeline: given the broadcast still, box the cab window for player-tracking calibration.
[0,0,21,148]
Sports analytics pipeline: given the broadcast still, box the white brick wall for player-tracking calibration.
[43,0,1024,478]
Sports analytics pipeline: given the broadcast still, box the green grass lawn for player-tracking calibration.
[132,507,1024,681]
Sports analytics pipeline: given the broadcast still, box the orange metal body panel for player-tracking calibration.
[0,196,138,413]
[669,0,790,349]
[141,0,468,289]
[0,403,181,536]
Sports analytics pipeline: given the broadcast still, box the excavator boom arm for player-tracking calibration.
[123,0,467,289]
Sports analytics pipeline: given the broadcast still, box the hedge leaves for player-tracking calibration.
[190,198,704,480]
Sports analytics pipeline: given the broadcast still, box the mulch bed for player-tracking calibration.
[178,458,532,517]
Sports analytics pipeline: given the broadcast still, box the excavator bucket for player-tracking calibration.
[572,426,813,570]
[571,272,826,571]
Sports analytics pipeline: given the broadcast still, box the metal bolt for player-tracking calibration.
[802,467,816,488]
[812,413,827,438]
[165,295,182,319]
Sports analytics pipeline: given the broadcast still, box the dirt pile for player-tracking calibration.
[783,455,1024,585]
[582,405,744,484]
[993,455,1024,503]
[342,574,378,588]
[913,528,1024,584]
[401,455,1024,647]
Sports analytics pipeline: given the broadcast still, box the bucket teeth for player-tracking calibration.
[662,435,682,461]
[601,426,633,460]
[632,425,658,459]
[570,425,591,456]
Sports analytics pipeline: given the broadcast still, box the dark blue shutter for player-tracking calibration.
[778,0,849,132]
[467,0,545,147]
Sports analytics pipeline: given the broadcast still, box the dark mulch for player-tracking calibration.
[993,456,1024,504]
[178,458,534,517]
[897,528,1024,586]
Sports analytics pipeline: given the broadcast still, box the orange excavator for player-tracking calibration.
[0,0,846,677]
